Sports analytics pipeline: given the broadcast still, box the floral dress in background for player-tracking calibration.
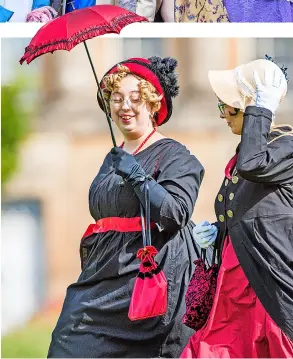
[175,0,229,23]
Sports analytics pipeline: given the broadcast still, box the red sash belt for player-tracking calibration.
[82,217,156,239]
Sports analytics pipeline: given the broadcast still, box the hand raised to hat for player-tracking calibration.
[111,147,148,185]
[253,69,286,115]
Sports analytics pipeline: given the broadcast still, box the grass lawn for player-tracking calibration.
[2,317,56,358]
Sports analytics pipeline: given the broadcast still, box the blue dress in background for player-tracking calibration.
[224,0,293,22]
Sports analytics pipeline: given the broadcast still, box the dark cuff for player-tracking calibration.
[132,178,167,223]
[211,221,220,231]
[244,106,273,121]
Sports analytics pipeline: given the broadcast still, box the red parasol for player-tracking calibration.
[20,5,148,146]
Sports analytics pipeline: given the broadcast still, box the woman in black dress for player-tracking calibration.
[48,56,205,358]
[181,58,293,357]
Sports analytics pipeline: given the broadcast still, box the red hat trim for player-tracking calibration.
[102,59,167,126]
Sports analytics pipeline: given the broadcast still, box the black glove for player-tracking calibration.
[111,147,168,224]
[111,147,148,186]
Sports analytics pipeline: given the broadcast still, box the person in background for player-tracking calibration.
[47,56,205,358]
[175,0,293,22]
[223,0,293,22]
[117,0,293,22]
[181,57,293,358]
[26,1,57,22]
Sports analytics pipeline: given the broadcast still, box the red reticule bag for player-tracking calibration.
[182,247,219,331]
[128,245,167,321]
[128,182,167,321]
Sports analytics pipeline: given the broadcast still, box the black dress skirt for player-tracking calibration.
[48,138,205,358]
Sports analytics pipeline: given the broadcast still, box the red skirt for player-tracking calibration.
[180,236,293,358]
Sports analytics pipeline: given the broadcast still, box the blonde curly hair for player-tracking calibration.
[102,64,162,125]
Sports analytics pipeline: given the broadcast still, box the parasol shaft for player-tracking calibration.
[83,41,117,147]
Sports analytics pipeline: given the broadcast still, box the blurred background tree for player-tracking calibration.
[1,73,50,359]
[1,76,31,189]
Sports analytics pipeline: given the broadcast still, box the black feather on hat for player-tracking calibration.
[148,56,180,98]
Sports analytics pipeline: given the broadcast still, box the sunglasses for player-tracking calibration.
[217,102,225,115]
[217,102,240,116]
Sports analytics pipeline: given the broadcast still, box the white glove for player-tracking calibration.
[193,220,218,249]
[253,68,286,115]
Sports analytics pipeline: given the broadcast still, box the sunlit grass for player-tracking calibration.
[2,317,56,358]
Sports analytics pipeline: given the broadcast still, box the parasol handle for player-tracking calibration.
[83,41,117,147]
